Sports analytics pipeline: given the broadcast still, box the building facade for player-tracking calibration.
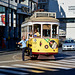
[0,0,37,50]
[38,0,48,11]
[38,0,75,39]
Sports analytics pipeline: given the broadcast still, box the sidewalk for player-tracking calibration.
[0,48,21,53]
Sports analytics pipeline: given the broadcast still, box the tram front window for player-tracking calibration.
[43,24,51,37]
[34,24,41,37]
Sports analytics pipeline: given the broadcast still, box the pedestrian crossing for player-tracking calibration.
[0,56,75,75]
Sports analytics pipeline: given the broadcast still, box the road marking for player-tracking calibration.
[50,61,75,65]
[12,53,22,60]
[13,64,58,71]
[25,63,71,70]
[27,69,44,73]
[50,59,75,63]
[0,66,16,68]
[38,62,75,68]
[13,64,45,73]
[59,59,75,62]
[0,68,28,75]
[0,60,22,64]
[0,66,44,74]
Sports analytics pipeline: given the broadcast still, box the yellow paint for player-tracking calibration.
[28,66,58,71]
[27,38,59,55]
[28,69,44,73]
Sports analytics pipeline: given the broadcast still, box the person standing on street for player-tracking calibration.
[18,36,32,61]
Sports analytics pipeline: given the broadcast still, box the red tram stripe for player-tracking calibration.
[32,52,58,55]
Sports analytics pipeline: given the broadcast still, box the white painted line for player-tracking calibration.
[0,60,22,64]
[13,64,58,71]
[24,63,71,70]
[0,66,30,72]
[70,59,75,61]
[58,60,75,63]
[12,53,22,60]
[0,66,15,68]
[50,61,75,65]
[49,61,75,66]
[13,64,45,73]
[0,68,28,75]
[38,62,75,68]
[50,59,75,63]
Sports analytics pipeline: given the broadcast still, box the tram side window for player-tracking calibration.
[43,24,51,37]
[34,24,41,37]
[24,26,27,38]
[52,25,58,38]
[29,26,32,37]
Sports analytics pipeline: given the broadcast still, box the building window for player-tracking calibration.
[9,9,11,27]
[0,6,5,26]
[19,0,25,3]
[21,6,29,14]
[59,18,75,23]
[13,10,16,27]
[42,0,47,2]
[38,0,47,2]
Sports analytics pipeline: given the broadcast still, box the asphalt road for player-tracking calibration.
[0,48,75,75]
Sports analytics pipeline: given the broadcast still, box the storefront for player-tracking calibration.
[0,5,18,49]
[0,0,37,50]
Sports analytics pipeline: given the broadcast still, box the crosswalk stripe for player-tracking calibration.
[0,66,44,73]
[24,63,71,70]
[13,64,58,71]
[49,59,75,64]
[50,61,75,65]
[37,62,75,68]
[12,65,45,73]
[0,60,22,64]
[59,59,75,62]
[0,68,28,75]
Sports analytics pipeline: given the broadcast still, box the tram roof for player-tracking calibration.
[22,12,59,24]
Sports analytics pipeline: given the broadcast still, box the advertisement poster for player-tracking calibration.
[0,14,5,26]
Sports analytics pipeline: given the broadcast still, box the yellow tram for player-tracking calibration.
[21,12,59,59]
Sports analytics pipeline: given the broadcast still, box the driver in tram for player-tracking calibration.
[34,29,40,37]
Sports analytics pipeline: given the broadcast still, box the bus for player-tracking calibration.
[21,12,59,59]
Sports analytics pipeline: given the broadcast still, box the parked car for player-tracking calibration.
[62,39,75,50]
